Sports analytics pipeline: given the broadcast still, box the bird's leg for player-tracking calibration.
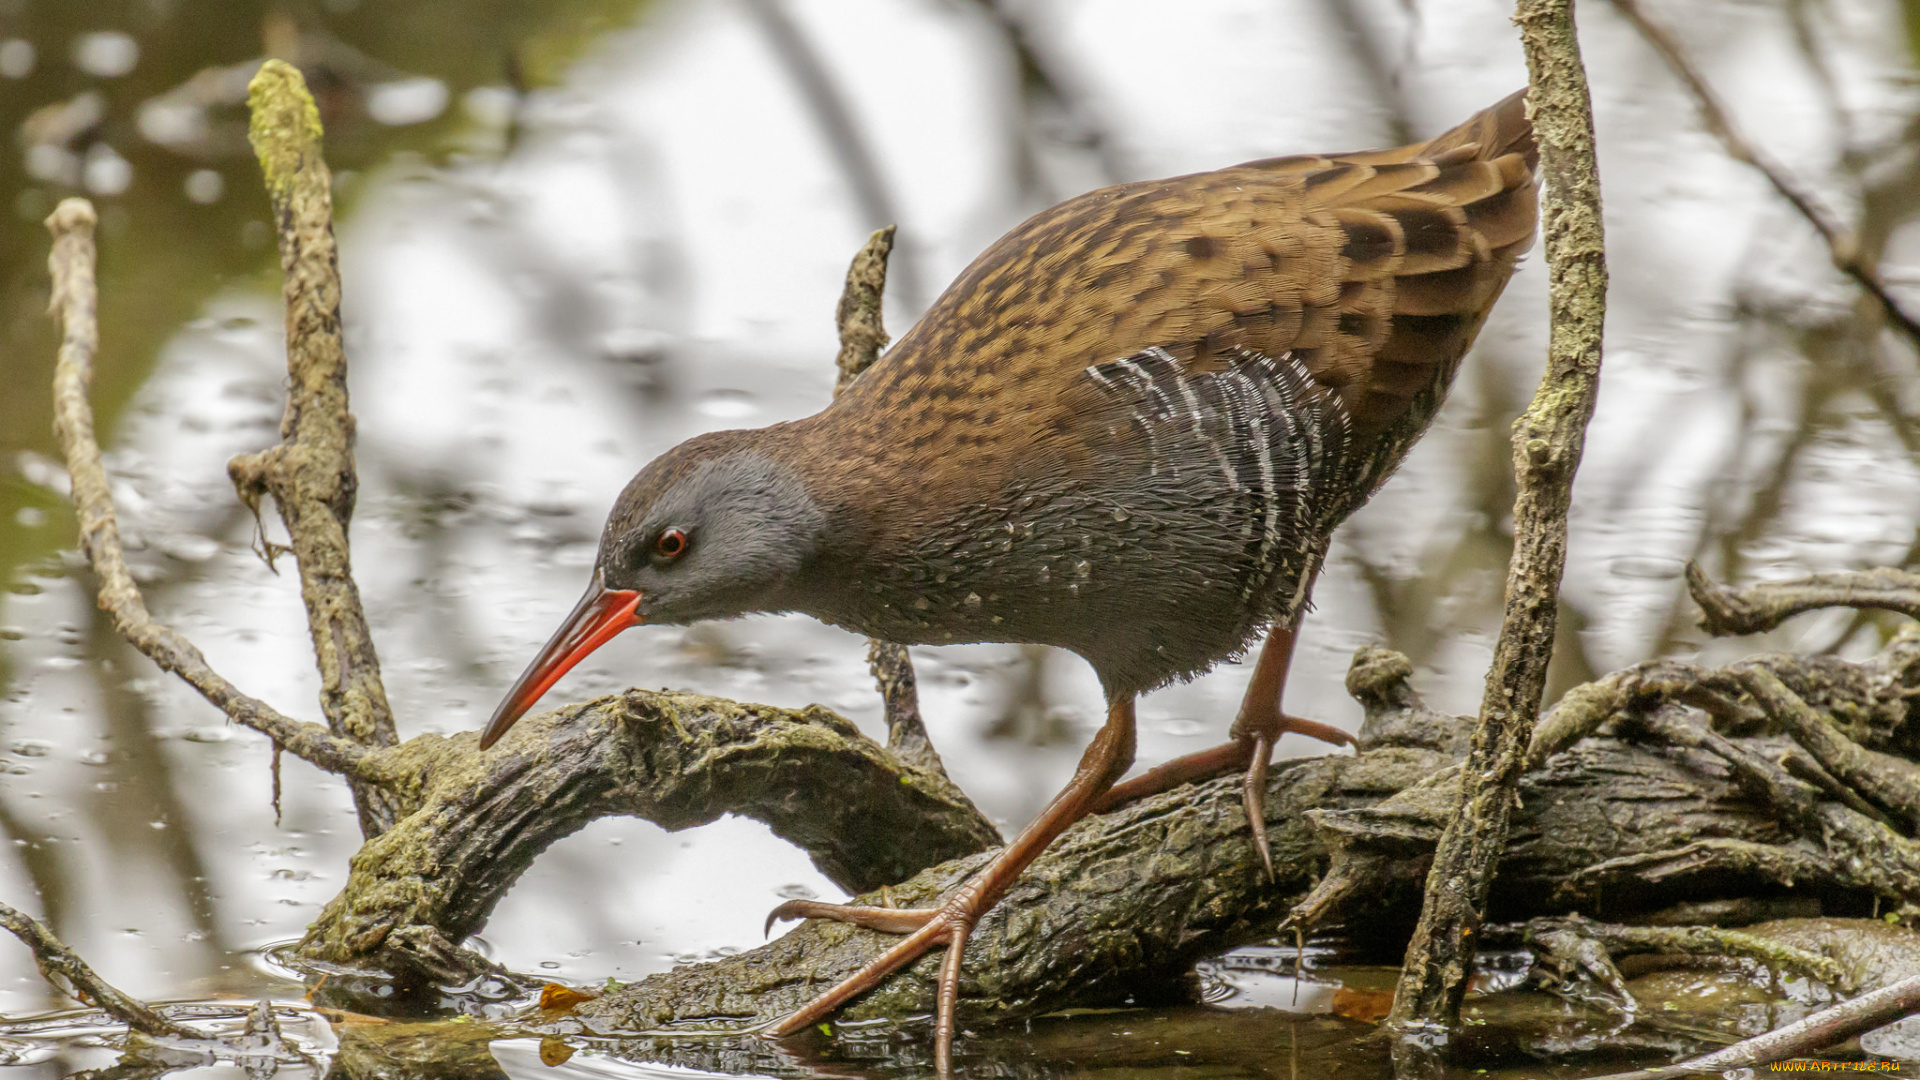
[765,697,1139,1075]
[1090,623,1356,878]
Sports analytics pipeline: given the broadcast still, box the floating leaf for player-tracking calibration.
[538,982,599,1012]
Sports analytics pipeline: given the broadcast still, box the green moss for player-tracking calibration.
[246,60,324,204]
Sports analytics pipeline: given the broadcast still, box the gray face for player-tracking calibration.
[597,450,826,625]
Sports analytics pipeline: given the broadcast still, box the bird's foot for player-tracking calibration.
[763,879,986,1075]
[764,697,1138,1077]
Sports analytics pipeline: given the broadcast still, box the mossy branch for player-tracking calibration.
[232,59,402,838]
[297,690,999,984]
[1390,0,1610,1066]
[246,58,325,207]
[1688,561,1920,636]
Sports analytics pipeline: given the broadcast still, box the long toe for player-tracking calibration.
[763,900,940,937]
[1277,712,1358,749]
[770,696,1141,1072]
[1093,739,1254,813]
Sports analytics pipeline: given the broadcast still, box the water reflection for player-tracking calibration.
[0,0,1917,1076]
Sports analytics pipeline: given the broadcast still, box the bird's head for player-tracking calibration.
[479,434,825,749]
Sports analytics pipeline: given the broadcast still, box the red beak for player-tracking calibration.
[480,578,643,750]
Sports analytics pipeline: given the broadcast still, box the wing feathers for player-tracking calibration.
[1287,91,1537,447]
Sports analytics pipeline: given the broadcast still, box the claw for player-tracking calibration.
[1276,712,1359,749]
[765,903,978,1073]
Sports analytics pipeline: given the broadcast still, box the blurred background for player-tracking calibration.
[0,0,1916,1062]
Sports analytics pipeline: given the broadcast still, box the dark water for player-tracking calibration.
[1,0,1919,1075]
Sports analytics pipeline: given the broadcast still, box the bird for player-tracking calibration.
[479,90,1538,1073]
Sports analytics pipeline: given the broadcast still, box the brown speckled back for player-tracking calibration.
[802,90,1536,519]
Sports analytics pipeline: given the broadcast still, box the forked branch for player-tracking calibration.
[1688,561,1920,636]
[229,59,401,837]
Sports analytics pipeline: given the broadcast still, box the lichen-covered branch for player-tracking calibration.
[298,690,999,984]
[0,898,201,1039]
[561,731,1863,1045]
[45,198,375,783]
[230,60,401,838]
[1688,561,1920,636]
[1736,664,1920,831]
[833,226,896,394]
[1607,0,1920,349]
[1391,0,1609,1063]
[830,226,953,780]
[1313,634,1920,916]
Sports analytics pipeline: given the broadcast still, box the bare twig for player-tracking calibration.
[1689,561,1920,636]
[1608,0,1920,348]
[230,59,402,838]
[1578,970,1920,1080]
[1390,0,1609,1069]
[45,198,376,783]
[0,899,200,1039]
[831,227,957,782]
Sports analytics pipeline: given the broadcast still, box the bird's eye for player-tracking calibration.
[654,527,689,560]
